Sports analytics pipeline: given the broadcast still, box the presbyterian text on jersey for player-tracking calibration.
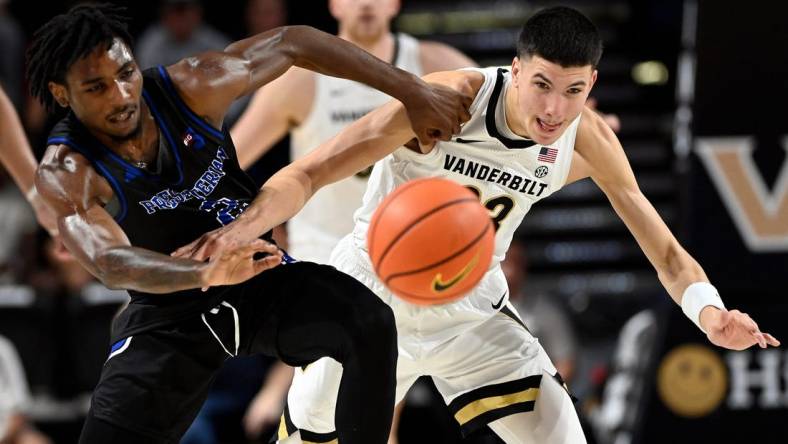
[139,146,230,214]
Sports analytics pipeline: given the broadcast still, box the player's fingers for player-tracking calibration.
[416,130,431,147]
[459,104,472,124]
[753,331,767,348]
[171,238,200,257]
[763,333,781,347]
[253,253,283,274]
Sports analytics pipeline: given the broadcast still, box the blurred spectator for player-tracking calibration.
[0,85,57,241]
[0,335,51,444]
[0,173,35,284]
[503,240,578,382]
[136,0,230,69]
[590,310,659,444]
[0,0,25,110]
[245,0,286,36]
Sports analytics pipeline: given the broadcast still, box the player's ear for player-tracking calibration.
[48,81,69,108]
[589,69,598,90]
[510,57,521,88]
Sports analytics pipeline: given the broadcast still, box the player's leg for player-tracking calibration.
[78,317,229,443]
[487,371,586,444]
[432,302,586,443]
[276,349,421,443]
[237,261,398,444]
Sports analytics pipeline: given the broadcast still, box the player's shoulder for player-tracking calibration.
[40,143,92,174]
[422,69,484,100]
[576,106,617,148]
[417,39,477,72]
[36,144,104,207]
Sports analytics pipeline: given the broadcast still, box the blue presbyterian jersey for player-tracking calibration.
[47,66,267,340]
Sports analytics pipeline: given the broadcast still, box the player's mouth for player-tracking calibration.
[536,118,562,133]
[108,107,137,124]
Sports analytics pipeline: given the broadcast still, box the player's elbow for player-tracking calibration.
[273,25,321,63]
[93,249,128,290]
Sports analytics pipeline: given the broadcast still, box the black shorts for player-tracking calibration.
[82,260,381,443]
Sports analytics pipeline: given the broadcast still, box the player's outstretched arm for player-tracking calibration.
[0,86,57,234]
[167,25,471,146]
[571,108,780,351]
[172,71,477,262]
[35,146,281,293]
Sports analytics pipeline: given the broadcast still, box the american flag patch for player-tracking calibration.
[538,147,558,163]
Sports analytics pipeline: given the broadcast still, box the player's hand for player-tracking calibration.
[199,238,282,291]
[27,186,59,236]
[403,82,472,147]
[243,390,285,439]
[171,221,260,262]
[701,307,781,351]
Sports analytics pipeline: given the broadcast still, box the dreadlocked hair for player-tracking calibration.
[26,3,133,113]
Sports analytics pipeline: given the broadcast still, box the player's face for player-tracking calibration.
[52,38,143,141]
[330,0,400,42]
[510,55,597,145]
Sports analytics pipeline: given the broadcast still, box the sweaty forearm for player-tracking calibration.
[95,246,207,293]
[230,26,424,107]
[234,167,313,240]
[656,243,709,305]
[282,26,423,105]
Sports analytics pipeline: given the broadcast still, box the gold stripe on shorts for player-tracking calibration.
[454,387,540,425]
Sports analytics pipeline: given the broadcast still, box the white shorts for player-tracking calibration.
[279,236,559,442]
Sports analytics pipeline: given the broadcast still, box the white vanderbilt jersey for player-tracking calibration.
[346,66,581,342]
[288,33,423,263]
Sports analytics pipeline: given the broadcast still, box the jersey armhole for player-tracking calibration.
[155,65,225,141]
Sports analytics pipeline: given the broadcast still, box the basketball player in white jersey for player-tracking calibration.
[176,7,780,443]
[231,0,476,263]
[232,2,474,439]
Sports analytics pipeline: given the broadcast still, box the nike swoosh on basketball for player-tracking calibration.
[454,138,485,144]
[491,291,507,310]
[432,253,480,292]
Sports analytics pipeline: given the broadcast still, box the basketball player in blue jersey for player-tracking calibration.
[176,7,780,443]
[27,4,471,444]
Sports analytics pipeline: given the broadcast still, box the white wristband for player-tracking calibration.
[681,282,726,333]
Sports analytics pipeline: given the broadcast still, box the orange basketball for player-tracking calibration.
[367,177,495,305]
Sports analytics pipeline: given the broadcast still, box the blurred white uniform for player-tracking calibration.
[288,33,423,263]
[282,67,582,442]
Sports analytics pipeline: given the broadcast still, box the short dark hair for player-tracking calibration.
[26,3,134,113]
[517,6,603,68]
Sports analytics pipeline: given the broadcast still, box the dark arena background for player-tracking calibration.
[0,0,785,443]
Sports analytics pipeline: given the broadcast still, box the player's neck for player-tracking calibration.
[91,101,159,167]
[503,83,530,139]
[338,29,394,62]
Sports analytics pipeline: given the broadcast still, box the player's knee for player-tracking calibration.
[338,291,396,359]
[350,294,396,342]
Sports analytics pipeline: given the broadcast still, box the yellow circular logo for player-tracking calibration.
[657,343,728,418]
